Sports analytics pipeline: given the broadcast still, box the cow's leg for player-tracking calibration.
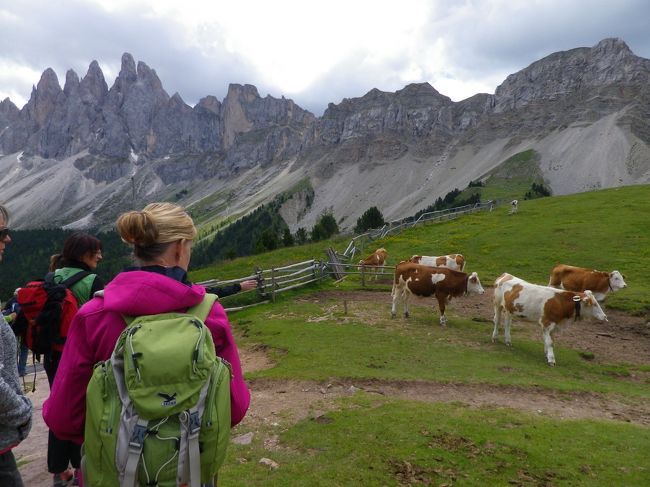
[542,322,556,366]
[391,285,398,319]
[492,305,502,342]
[403,290,410,318]
[437,294,447,326]
[503,312,512,346]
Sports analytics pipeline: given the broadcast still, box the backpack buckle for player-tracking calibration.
[189,410,201,436]
[129,423,148,450]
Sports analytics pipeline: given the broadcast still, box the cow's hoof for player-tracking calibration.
[391,313,396,319]
[505,342,512,347]
[404,312,409,318]
[548,362,556,367]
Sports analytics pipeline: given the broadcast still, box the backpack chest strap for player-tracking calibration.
[123,418,149,487]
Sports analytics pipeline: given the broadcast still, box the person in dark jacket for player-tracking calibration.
[0,204,32,487]
[46,232,104,486]
[205,278,258,297]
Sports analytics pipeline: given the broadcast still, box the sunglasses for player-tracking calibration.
[0,228,10,239]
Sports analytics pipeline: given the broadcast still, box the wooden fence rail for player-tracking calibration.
[198,200,500,311]
[197,259,329,312]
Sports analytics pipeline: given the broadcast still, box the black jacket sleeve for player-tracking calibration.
[205,283,241,298]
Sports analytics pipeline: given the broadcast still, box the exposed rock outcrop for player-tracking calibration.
[1,38,649,230]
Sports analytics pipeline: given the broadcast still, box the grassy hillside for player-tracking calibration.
[197,184,650,486]
[191,184,650,316]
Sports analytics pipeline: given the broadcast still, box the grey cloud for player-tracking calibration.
[0,0,259,107]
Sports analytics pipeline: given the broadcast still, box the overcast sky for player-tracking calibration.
[1,0,649,115]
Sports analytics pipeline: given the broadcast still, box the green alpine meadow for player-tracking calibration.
[186,184,650,486]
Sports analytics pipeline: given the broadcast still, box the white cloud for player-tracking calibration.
[0,0,649,114]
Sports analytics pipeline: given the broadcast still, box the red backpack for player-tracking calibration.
[16,271,90,355]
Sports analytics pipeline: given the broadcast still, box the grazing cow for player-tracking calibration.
[391,262,485,326]
[548,264,627,302]
[493,273,607,366]
[409,253,465,271]
[358,248,388,280]
[510,200,518,214]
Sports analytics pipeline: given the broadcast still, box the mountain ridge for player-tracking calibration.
[1,37,649,232]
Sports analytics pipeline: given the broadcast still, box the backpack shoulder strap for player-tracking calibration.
[122,293,218,326]
[60,270,92,289]
[187,293,218,323]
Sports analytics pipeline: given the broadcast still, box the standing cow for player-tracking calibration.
[358,248,388,280]
[548,264,626,302]
[409,253,465,271]
[493,273,607,366]
[391,262,485,326]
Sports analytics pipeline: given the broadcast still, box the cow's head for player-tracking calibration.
[467,272,485,294]
[580,290,608,321]
[409,255,422,263]
[608,271,627,291]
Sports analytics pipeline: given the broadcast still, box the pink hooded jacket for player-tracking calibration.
[43,269,250,444]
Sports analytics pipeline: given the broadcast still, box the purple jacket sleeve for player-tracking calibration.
[204,302,251,426]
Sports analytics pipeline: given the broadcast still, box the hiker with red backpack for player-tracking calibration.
[0,204,32,487]
[44,202,250,487]
[26,232,104,486]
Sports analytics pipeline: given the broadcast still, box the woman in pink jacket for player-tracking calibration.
[43,202,250,480]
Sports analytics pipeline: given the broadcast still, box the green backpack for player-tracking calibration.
[82,293,232,487]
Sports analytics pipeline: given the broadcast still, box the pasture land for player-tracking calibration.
[187,184,650,485]
[221,291,650,486]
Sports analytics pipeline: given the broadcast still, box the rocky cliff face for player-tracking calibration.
[1,38,649,230]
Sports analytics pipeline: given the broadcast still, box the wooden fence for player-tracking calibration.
[341,200,495,260]
[197,259,329,312]
[199,200,499,311]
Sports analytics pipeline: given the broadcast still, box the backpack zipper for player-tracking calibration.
[204,361,225,427]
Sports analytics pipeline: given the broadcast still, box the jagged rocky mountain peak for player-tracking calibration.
[2,38,650,230]
[226,83,261,101]
[79,61,108,103]
[593,37,632,55]
[196,95,221,113]
[63,69,80,95]
[120,52,137,79]
[37,68,62,92]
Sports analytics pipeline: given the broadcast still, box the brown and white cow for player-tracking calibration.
[391,262,485,326]
[409,253,465,271]
[548,264,627,302]
[493,273,608,366]
[358,248,388,280]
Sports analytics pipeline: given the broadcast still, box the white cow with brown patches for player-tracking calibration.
[409,254,465,271]
[548,264,627,302]
[493,273,608,366]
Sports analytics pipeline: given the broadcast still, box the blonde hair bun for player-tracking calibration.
[116,202,197,259]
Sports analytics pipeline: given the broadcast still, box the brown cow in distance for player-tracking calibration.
[391,262,485,326]
[548,264,626,302]
[358,248,388,280]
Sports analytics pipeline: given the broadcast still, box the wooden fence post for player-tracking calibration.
[255,266,263,296]
[361,264,366,287]
[271,267,276,302]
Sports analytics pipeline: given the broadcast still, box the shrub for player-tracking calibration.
[355,207,385,233]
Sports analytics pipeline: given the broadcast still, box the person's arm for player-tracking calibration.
[206,283,241,298]
[0,324,32,430]
[42,311,95,444]
[204,303,250,426]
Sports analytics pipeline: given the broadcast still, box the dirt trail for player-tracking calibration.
[16,289,650,485]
